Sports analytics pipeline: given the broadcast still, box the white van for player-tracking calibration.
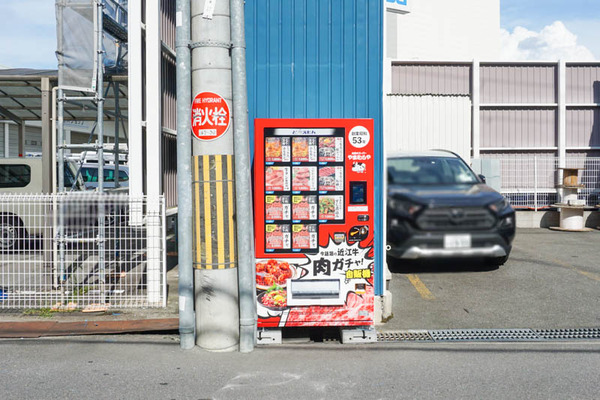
[0,158,85,250]
[0,158,85,194]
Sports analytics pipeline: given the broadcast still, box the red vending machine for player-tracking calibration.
[254,119,375,331]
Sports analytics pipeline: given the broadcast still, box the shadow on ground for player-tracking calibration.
[387,257,500,274]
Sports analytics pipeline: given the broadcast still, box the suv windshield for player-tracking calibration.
[388,156,478,185]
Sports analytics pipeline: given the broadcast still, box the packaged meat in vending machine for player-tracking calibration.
[253,119,376,338]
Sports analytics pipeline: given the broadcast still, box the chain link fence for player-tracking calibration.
[494,156,600,210]
[0,193,166,309]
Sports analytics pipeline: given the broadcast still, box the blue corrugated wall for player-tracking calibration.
[246,0,384,295]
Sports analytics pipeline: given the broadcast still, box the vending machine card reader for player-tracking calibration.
[254,119,375,328]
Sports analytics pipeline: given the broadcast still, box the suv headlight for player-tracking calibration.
[489,197,511,213]
[388,198,422,217]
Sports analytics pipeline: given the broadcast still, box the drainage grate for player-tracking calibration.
[429,329,540,342]
[534,328,600,340]
[377,328,600,343]
[377,330,433,342]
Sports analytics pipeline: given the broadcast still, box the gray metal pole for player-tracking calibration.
[56,0,65,193]
[96,0,105,194]
[96,0,106,297]
[41,78,53,193]
[230,0,256,353]
[56,0,66,288]
[176,0,195,350]
[114,82,120,187]
[192,0,239,352]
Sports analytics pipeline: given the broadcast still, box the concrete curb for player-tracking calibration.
[0,318,179,338]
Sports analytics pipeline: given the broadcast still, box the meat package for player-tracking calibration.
[265,137,290,162]
[292,224,318,250]
[265,166,290,191]
[265,195,291,221]
[318,137,344,162]
[265,224,291,250]
[292,137,317,162]
[318,195,344,220]
[318,166,344,191]
[292,166,317,191]
[292,195,318,220]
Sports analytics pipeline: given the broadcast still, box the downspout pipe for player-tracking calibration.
[176,0,195,350]
[230,0,256,353]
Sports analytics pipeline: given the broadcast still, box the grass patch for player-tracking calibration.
[23,308,56,318]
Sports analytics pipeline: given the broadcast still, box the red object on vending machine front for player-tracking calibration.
[254,119,375,328]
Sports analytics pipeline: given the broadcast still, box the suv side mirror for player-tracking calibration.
[478,174,486,183]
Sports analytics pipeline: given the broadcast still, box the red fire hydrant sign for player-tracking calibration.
[191,92,230,141]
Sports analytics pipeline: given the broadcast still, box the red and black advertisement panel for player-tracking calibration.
[254,119,375,328]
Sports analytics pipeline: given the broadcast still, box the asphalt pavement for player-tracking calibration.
[2,334,599,400]
[2,228,599,337]
[2,228,600,399]
[384,228,600,331]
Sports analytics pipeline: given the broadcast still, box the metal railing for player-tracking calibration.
[0,193,166,309]
[493,156,600,210]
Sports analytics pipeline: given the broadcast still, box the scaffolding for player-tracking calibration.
[55,0,130,301]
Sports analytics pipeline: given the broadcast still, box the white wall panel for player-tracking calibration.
[387,0,500,60]
[385,95,472,161]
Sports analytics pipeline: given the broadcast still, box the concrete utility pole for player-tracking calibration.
[191,0,239,351]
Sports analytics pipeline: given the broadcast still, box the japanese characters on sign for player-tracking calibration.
[255,239,374,327]
[191,91,230,141]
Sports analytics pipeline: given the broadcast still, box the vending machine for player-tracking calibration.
[254,119,375,329]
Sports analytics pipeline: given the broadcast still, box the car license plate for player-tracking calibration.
[444,234,471,249]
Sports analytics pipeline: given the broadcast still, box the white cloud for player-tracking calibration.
[500,21,596,61]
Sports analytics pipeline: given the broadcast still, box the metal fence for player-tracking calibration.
[493,156,600,210]
[0,193,166,309]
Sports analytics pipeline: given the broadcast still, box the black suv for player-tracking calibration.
[386,150,515,266]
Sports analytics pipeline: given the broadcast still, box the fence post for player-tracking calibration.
[534,156,538,212]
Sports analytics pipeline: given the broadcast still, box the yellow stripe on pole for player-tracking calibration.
[227,155,236,266]
[194,157,202,265]
[215,155,225,269]
[203,155,212,269]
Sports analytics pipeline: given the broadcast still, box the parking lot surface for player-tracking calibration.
[383,228,600,331]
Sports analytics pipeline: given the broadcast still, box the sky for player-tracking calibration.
[500,0,600,61]
[0,0,599,69]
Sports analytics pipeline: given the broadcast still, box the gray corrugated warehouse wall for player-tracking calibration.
[387,61,600,158]
[0,123,43,157]
[480,64,556,104]
[391,63,471,95]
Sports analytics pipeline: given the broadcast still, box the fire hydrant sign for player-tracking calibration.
[191,92,230,141]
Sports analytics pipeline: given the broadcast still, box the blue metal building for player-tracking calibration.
[245,0,385,295]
